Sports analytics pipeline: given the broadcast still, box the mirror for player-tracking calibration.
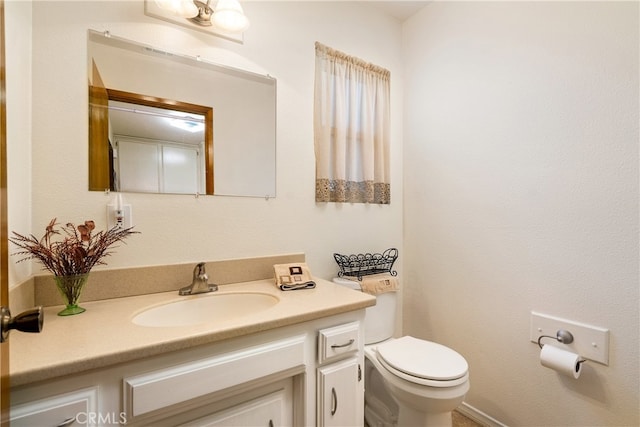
[88,30,276,197]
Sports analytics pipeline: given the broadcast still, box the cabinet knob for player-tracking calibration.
[0,306,44,343]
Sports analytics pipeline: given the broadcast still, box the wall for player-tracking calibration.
[403,2,638,425]
[9,0,404,287]
[5,0,32,283]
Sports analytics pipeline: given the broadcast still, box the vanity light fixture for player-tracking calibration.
[155,0,250,33]
[154,0,198,17]
[210,0,250,32]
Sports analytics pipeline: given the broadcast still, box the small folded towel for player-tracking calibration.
[347,273,399,295]
[274,262,316,291]
[279,281,316,291]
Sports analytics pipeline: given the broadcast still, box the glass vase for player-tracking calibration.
[54,273,89,316]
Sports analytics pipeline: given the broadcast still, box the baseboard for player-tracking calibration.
[457,402,508,427]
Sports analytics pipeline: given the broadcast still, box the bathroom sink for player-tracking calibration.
[132,292,279,327]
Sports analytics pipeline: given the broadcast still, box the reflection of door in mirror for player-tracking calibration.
[89,87,213,195]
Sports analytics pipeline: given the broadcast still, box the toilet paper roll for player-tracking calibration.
[540,344,583,379]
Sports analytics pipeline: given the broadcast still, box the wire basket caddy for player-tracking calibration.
[333,248,399,280]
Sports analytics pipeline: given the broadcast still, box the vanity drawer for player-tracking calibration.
[318,322,360,364]
[123,335,306,419]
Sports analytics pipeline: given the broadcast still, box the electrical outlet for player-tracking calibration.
[106,203,132,229]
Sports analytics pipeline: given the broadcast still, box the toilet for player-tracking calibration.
[333,277,470,427]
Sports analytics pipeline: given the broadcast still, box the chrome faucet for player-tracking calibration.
[179,262,218,295]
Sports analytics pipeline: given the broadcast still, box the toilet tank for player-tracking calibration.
[333,277,397,344]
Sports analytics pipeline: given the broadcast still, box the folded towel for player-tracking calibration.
[274,262,316,291]
[347,273,399,295]
[279,281,316,291]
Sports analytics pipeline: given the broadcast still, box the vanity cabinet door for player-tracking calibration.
[179,388,292,427]
[317,357,361,427]
[10,387,98,427]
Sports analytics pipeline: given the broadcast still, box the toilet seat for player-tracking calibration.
[376,336,469,388]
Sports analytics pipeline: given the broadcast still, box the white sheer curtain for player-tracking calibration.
[314,42,391,204]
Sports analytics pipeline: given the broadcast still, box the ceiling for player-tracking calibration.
[371,1,429,22]
[109,101,205,146]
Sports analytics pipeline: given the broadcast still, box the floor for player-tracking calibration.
[453,410,485,427]
[364,410,484,427]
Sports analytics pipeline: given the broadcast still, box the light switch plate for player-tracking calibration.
[530,311,609,365]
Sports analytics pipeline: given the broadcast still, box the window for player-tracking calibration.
[314,42,391,204]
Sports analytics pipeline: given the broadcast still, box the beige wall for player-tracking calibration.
[403,1,638,425]
[5,0,32,283]
[9,0,404,287]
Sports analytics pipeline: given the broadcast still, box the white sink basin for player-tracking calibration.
[132,292,279,327]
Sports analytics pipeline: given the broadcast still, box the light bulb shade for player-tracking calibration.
[213,0,250,32]
[155,0,198,18]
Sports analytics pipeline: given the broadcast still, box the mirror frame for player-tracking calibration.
[89,87,214,195]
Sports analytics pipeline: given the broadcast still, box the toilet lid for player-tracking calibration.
[376,336,468,382]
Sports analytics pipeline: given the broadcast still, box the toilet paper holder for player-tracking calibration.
[537,329,587,366]
[537,329,575,349]
[537,329,587,377]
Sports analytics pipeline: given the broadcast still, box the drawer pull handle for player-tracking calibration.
[268,420,274,427]
[56,417,76,427]
[331,339,354,349]
[331,387,338,416]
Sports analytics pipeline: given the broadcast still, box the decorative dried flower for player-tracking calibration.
[10,218,139,277]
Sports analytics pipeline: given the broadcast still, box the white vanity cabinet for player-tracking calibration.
[317,321,364,427]
[10,310,366,427]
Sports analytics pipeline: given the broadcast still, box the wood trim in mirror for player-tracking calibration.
[88,84,111,191]
[89,87,214,195]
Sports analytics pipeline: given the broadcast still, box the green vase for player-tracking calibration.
[54,273,89,316]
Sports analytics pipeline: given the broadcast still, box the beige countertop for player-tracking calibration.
[10,278,375,387]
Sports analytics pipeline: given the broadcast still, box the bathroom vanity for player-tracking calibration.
[9,278,375,426]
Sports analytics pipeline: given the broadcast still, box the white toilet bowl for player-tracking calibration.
[332,277,470,427]
[365,337,469,426]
